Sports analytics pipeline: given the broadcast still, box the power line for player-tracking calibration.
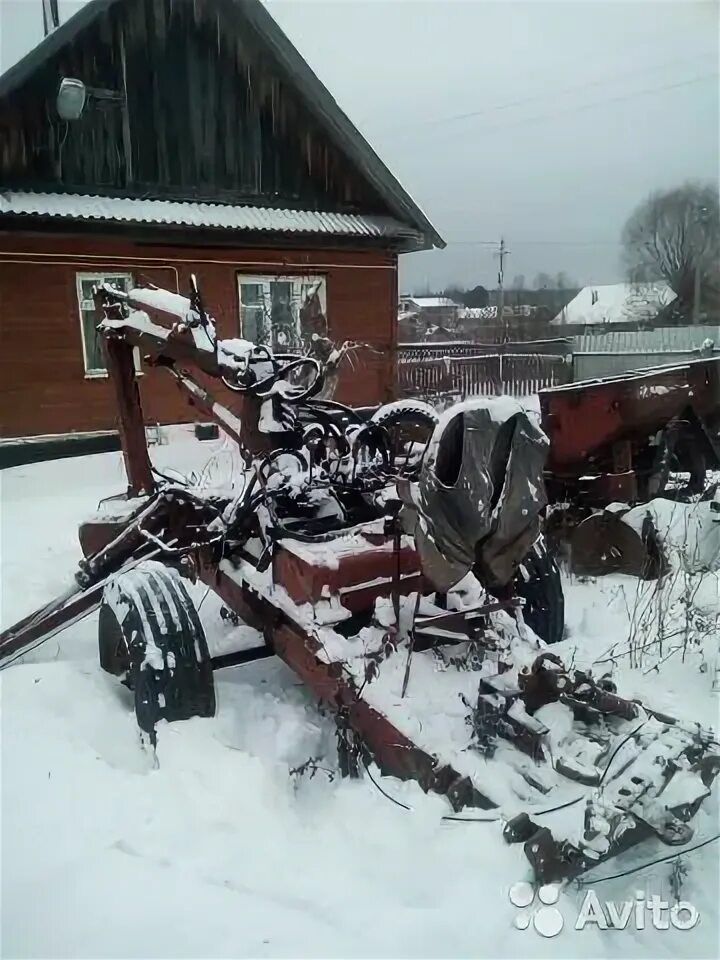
[393,73,717,145]
[388,53,719,132]
[446,239,622,247]
[480,73,717,134]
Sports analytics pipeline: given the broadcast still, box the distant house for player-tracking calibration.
[457,305,495,337]
[424,324,456,343]
[0,0,443,439]
[457,304,541,338]
[398,309,424,342]
[551,282,676,326]
[398,295,461,329]
[462,306,498,321]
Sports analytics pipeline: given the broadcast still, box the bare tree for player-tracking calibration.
[622,182,720,319]
[463,285,490,308]
[443,284,467,304]
[510,274,526,308]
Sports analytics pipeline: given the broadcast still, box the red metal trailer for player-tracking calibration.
[540,357,720,505]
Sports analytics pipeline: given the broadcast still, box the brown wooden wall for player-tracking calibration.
[0,0,389,214]
[0,232,398,438]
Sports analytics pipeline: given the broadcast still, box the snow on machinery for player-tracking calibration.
[540,357,720,577]
[0,278,718,886]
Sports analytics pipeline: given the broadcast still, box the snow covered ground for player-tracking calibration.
[1,429,719,959]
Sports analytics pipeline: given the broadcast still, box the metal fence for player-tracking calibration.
[398,325,719,401]
[398,347,570,399]
[572,325,719,380]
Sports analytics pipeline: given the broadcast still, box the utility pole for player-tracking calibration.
[495,238,509,340]
[692,262,701,325]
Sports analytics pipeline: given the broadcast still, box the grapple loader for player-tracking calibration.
[1,279,717,885]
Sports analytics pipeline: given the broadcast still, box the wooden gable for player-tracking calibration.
[0,0,391,215]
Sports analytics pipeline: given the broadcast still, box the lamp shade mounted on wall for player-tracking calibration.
[56,78,88,120]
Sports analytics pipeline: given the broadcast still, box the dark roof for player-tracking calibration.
[0,0,444,250]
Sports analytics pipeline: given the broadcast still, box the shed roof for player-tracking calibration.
[409,297,459,308]
[551,282,676,325]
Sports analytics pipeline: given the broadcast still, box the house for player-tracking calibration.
[551,282,676,326]
[424,324,456,343]
[398,309,425,343]
[398,295,460,329]
[456,305,495,338]
[0,0,443,439]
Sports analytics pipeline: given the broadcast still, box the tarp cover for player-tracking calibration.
[406,399,549,591]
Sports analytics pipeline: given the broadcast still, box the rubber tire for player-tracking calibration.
[98,563,215,739]
[513,538,565,645]
[369,403,439,477]
[370,402,439,432]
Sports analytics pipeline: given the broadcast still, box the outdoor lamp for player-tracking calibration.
[56,78,88,120]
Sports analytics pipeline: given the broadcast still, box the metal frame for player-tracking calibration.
[2,284,717,885]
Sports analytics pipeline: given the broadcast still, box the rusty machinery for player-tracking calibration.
[1,279,717,885]
[539,359,720,577]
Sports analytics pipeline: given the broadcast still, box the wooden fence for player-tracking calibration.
[398,346,571,400]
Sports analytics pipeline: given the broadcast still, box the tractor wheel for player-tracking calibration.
[513,538,565,645]
[98,561,215,742]
[370,401,439,478]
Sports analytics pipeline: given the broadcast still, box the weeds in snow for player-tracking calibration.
[593,493,719,681]
[288,756,336,787]
[669,856,689,903]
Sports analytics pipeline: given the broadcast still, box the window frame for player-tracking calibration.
[236,273,327,349]
[76,271,138,378]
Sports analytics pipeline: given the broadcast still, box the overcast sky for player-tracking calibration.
[1,0,717,293]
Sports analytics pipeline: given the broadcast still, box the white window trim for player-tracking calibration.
[236,273,326,346]
[76,271,142,378]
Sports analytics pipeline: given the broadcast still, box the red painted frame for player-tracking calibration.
[96,310,496,812]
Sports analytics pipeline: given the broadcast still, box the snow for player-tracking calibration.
[100,309,175,342]
[0,191,411,239]
[210,402,244,444]
[551,282,676,326]
[87,494,149,523]
[621,498,720,573]
[2,437,719,958]
[407,297,459,308]
[258,398,288,434]
[125,286,195,320]
[541,357,711,393]
[434,395,525,434]
[118,287,217,354]
[217,338,256,371]
[461,306,498,320]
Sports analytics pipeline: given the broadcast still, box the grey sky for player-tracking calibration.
[1,0,718,294]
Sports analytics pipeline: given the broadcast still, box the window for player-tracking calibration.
[237,275,327,351]
[76,272,134,376]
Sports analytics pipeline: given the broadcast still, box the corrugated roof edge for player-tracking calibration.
[0,190,425,243]
[0,0,445,252]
